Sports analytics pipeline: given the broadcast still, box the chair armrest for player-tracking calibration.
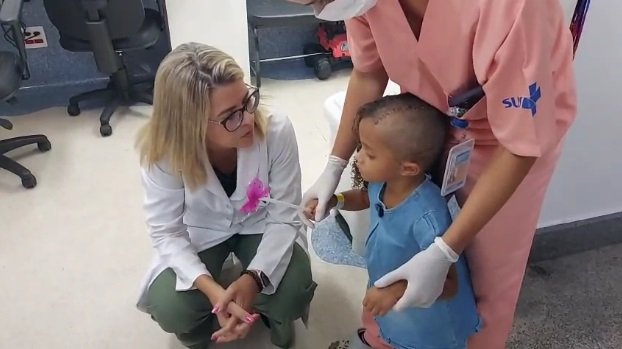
[0,0,24,25]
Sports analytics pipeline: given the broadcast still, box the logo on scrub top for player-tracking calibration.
[501,83,542,117]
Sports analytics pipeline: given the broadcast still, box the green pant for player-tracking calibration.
[145,234,316,349]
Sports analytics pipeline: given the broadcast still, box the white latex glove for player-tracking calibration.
[302,155,348,222]
[374,237,459,310]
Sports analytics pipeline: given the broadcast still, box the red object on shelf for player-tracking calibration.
[317,22,351,59]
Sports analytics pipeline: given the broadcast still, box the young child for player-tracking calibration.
[305,93,481,349]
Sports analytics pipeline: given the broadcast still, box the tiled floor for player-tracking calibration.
[0,73,372,349]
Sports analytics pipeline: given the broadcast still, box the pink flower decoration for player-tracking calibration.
[241,177,270,214]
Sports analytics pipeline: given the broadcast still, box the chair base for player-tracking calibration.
[0,134,51,189]
[67,67,154,137]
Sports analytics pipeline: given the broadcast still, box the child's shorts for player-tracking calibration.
[362,310,467,349]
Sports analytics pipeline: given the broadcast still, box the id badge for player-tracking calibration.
[440,138,474,196]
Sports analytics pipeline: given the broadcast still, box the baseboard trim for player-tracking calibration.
[529,212,622,263]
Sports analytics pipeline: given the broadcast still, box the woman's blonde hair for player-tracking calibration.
[136,42,267,190]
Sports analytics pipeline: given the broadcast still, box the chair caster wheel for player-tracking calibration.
[100,124,112,137]
[38,139,51,152]
[314,57,332,80]
[22,174,37,189]
[67,104,81,116]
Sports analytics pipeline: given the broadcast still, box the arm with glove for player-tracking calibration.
[302,68,388,221]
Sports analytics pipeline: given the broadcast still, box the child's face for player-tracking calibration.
[206,80,257,150]
[355,118,404,183]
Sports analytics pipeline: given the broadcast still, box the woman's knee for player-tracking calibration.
[148,300,211,334]
[262,244,317,320]
[146,269,213,334]
[279,277,317,318]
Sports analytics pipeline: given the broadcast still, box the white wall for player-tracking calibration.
[539,0,622,227]
[560,0,578,24]
[165,0,251,79]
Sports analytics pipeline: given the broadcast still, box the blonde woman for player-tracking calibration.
[134,43,316,349]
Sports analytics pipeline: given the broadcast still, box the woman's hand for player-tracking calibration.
[210,277,262,343]
[194,274,259,343]
[212,272,263,342]
[212,301,260,343]
[215,273,262,314]
[195,274,254,319]
[374,237,458,309]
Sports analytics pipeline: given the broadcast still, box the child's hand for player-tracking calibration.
[371,265,459,314]
[363,281,407,317]
[303,196,337,221]
[303,199,319,221]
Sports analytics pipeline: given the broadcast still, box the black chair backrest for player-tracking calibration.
[43,0,145,42]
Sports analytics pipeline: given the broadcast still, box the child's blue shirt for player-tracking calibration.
[365,179,481,349]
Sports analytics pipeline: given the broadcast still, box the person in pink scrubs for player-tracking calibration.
[289,0,578,348]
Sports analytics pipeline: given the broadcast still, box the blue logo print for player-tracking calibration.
[502,83,542,117]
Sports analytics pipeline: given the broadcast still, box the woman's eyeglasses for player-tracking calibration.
[209,87,260,132]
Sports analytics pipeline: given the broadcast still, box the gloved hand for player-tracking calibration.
[374,237,459,310]
[302,155,348,222]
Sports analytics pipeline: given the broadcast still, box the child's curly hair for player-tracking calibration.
[351,143,368,190]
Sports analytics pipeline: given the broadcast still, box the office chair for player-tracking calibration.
[43,0,163,136]
[0,0,51,189]
[247,0,322,87]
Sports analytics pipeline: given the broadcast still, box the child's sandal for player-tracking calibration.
[328,328,370,349]
[328,339,350,349]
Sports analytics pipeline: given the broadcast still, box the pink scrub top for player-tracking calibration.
[346,2,578,347]
[345,0,577,158]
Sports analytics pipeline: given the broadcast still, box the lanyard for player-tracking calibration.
[570,0,591,57]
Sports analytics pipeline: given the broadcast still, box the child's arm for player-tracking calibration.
[365,264,458,316]
[302,189,370,221]
[331,189,371,211]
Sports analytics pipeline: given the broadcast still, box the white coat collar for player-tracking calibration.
[200,137,265,201]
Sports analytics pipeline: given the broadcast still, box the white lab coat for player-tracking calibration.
[136,112,304,312]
